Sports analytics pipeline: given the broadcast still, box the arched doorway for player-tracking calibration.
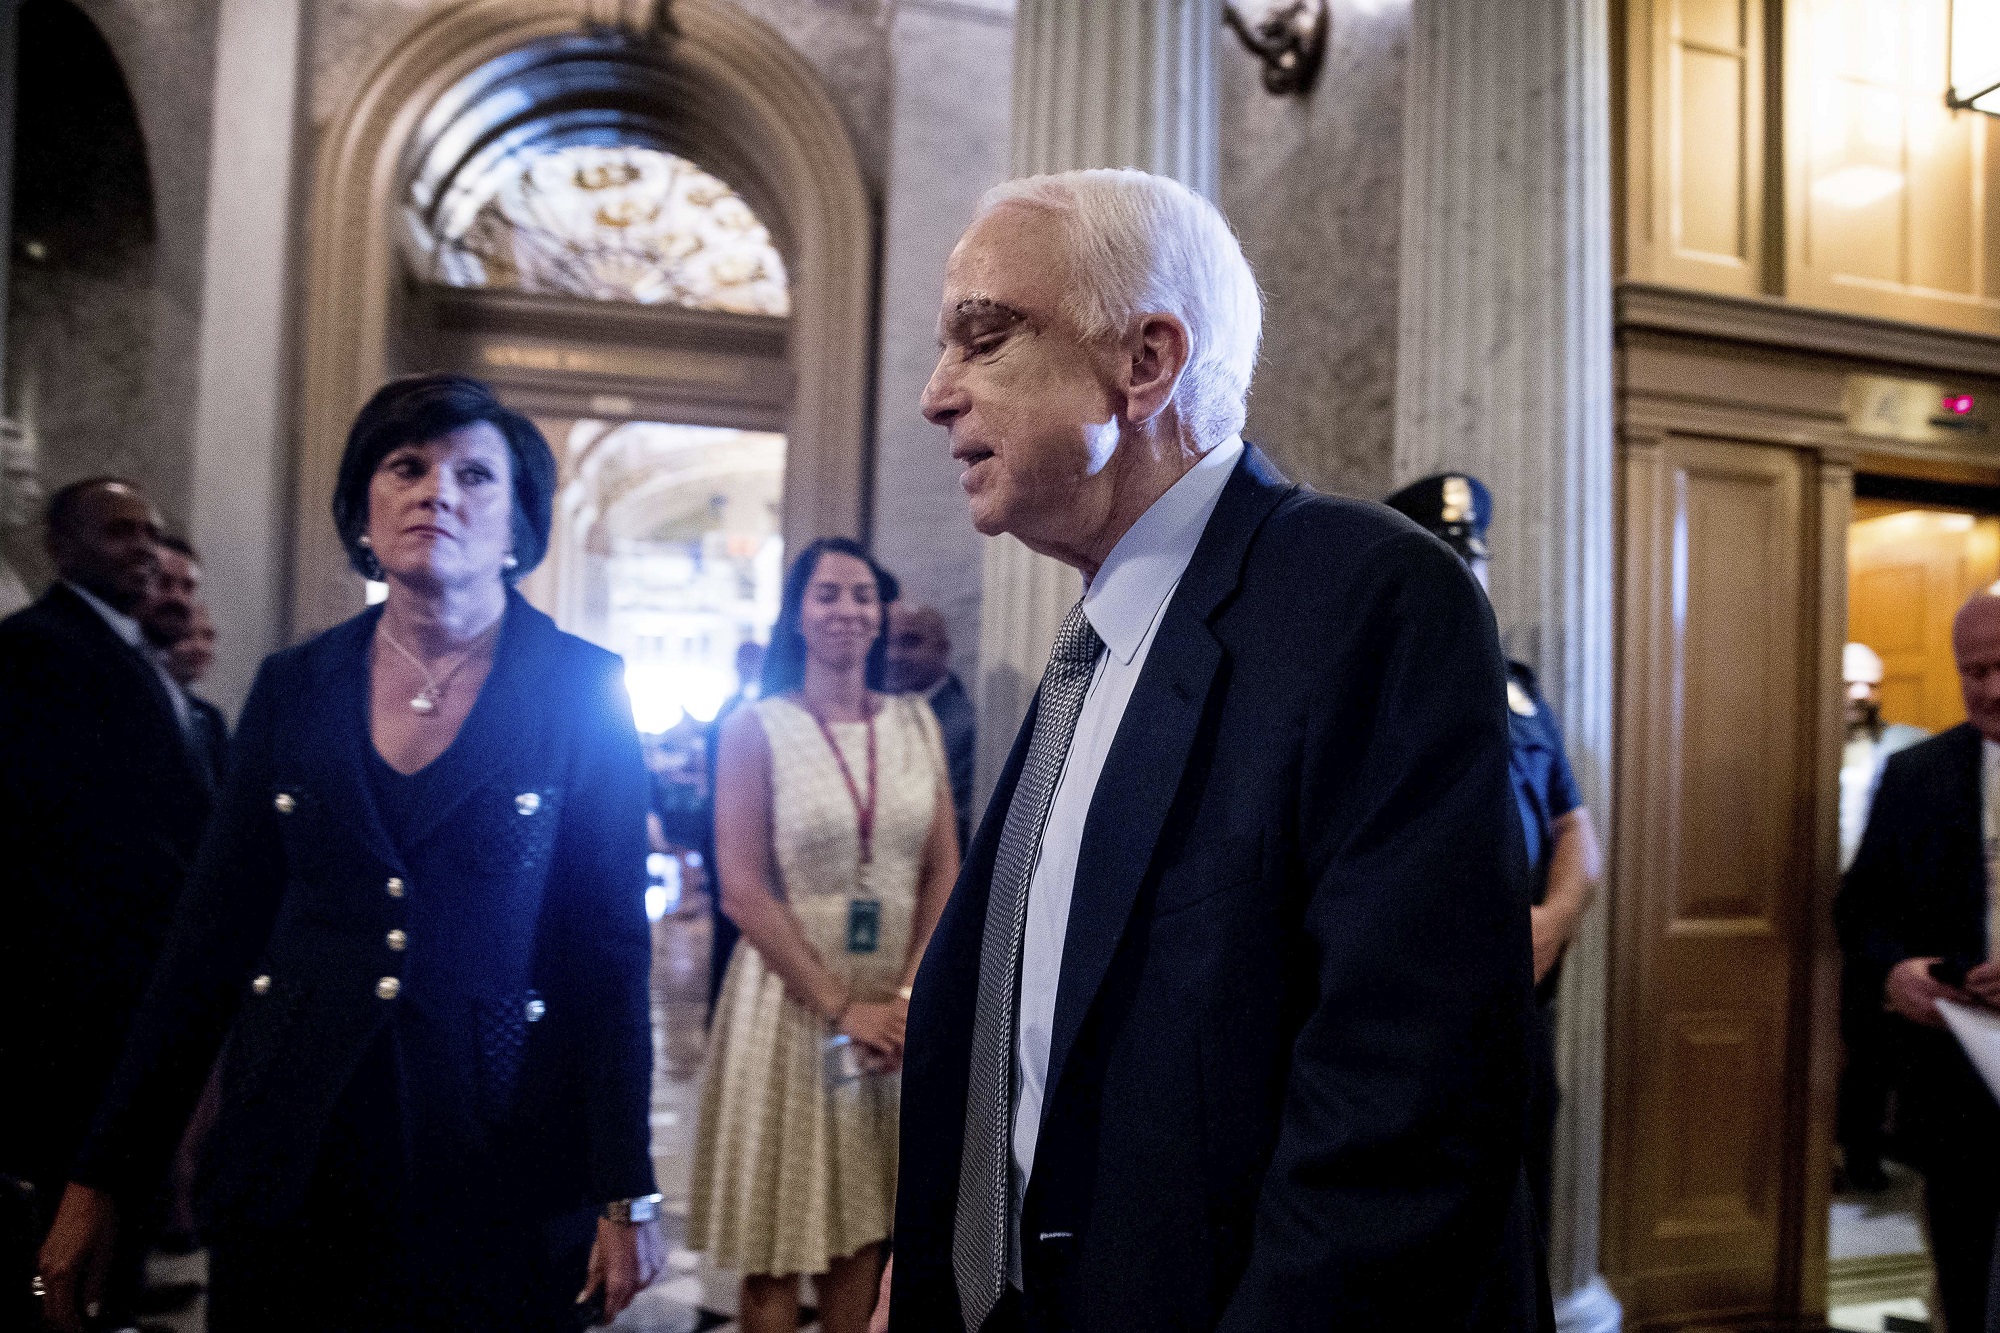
[293,0,871,640]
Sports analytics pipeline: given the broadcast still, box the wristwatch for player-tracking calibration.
[602,1193,663,1224]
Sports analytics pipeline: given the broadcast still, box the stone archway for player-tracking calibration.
[292,0,871,637]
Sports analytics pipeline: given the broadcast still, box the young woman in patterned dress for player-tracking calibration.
[689,538,959,1333]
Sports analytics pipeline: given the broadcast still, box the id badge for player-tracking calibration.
[846,898,882,954]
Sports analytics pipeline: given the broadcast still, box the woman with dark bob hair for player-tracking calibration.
[39,374,663,1331]
[687,538,959,1333]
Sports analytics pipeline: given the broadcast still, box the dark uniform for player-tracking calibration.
[1385,472,1583,1249]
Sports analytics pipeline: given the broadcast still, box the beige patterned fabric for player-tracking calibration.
[688,692,945,1277]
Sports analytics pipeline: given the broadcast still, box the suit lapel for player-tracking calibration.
[1040,447,1295,1113]
[1949,724,1987,919]
[302,607,404,873]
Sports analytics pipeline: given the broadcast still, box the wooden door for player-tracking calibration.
[1847,502,2000,733]
[1606,434,1833,1326]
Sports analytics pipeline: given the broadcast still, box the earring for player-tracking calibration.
[358,534,373,548]
[501,552,519,571]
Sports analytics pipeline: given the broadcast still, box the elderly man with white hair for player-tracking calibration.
[887,169,1545,1331]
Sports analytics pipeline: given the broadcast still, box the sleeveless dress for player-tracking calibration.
[688,693,947,1276]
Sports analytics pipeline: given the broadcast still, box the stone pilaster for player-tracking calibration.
[187,0,305,715]
[1393,0,1619,1328]
[975,0,1219,796]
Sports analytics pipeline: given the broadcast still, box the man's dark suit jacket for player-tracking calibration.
[1836,722,2000,1168]
[891,449,1544,1332]
[70,593,658,1234]
[186,692,230,791]
[927,671,977,853]
[0,583,213,1195]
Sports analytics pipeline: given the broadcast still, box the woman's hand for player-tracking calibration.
[578,1216,665,1324]
[840,1000,906,1062]
[37,1183,119,1333]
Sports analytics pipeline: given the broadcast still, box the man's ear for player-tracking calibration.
[1120,312,1191,426]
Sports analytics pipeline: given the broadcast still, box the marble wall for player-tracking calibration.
[1218,0,1408,501]
[5,0,217,565]
[868,0,1013,684]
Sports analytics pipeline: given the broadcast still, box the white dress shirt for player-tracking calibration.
[1009,436,1243,1268]
[1983,738,2000,961]
[67,578,193,733]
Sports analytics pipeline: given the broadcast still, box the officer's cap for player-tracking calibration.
[1383,472,1491,561]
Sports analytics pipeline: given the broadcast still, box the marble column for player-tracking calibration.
[975,0,1218,796]
[187,0,304,715]
[1392,0,1619,1329]
[0,0,33,618]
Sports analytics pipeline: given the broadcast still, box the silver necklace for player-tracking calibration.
[377,621,498,715]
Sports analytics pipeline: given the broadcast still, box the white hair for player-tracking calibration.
[975,168,1264,450]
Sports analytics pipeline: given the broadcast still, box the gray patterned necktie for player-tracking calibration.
[953,600,1103,1330]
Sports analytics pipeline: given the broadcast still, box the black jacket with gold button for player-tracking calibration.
[72,592,656,1230]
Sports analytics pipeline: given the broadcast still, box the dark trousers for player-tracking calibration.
[1926,1164,2000,1333]
[1526,999,1559,1255]
[1838,1008,1895,1174]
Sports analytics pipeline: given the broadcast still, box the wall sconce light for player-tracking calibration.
[1948,0,1999,115]
[1223,0,1329,98]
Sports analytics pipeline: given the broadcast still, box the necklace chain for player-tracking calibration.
[378,619,500,716]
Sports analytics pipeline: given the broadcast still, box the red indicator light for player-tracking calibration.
[1944,393,1976,416]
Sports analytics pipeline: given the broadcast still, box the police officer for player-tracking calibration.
[1384,472,1603,1250]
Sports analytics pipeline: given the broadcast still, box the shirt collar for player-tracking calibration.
[65,579,147,651]
[1082,436,1244,665]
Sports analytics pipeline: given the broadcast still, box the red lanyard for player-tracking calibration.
[806,699,879,866]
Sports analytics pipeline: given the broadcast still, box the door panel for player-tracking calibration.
[1608,435,1818,1326]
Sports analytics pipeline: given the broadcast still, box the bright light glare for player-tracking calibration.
[1811,165,1904,210]
[645,885,668,922]
[1951,0,2000,113]
[624,661,737,734]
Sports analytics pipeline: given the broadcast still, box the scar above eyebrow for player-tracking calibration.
[944,296,1034,333]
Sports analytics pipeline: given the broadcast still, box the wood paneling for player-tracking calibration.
[1618,0,2000,336]
[1847,503,2000,731]
[1783,0,2000,335]
[1608,432,1829,1326]
[1623,0,1768,293]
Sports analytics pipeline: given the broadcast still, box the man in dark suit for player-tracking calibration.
[889,170,1542,1332]
[886,601,977,852]
[1838,590,2000,1333]
[142,534,229,788]
[0,477,213,1310]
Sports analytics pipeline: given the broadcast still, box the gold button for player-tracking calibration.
[386,929,407,952]
[251,974,271,995]
[273,793,296,815]
[524,998,546,1023]
[515,792,542,816]
[375,977,401,1000]
[386,877,405,898]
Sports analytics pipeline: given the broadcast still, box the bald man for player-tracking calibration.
[1838,591,2000,1333]
[0,478,214,1325]
[886,602,975,852]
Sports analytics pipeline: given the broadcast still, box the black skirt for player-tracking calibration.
[204,1029,596,1333]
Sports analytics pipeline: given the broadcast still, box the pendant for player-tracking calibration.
[409,694,436,715]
